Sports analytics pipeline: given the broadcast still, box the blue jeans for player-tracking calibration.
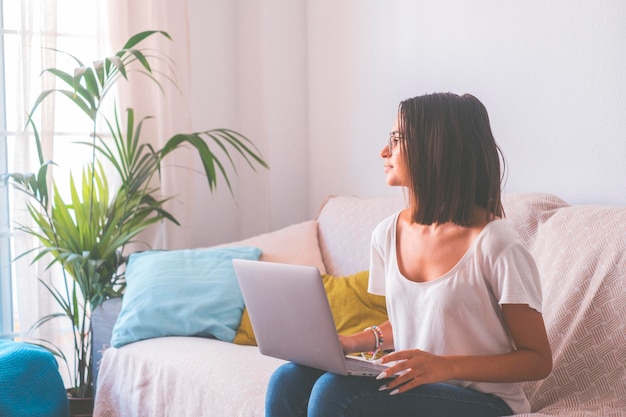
[265,363,514,417]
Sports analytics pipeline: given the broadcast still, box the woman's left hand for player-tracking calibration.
[375,349,455,395]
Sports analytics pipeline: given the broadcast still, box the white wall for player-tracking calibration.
[188,0,626,243]
[307,0,626,211]
[188,0,309,245]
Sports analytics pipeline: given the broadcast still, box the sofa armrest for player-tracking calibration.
[92,297,122,390]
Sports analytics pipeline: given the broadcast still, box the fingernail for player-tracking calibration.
[389,389,399,396]
[375,371,387,380]
[378,384,388,391]
[373,358,383,365]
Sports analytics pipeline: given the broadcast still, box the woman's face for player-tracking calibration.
[380,116,408,187]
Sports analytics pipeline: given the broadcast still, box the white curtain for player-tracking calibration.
[104,0,197,252]
[9,0,310,387]
[106,0,312,251]
[10,0,195,388]
[103,0,312,251]
[10,0,217,379]
[9,0,109,386]
[12,0,58,346]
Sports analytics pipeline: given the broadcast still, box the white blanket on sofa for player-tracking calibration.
[95,337,285,417]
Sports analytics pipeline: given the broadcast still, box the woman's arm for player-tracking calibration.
[339,321,394,355]
[376,304,552,395]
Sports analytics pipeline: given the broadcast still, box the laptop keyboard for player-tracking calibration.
[345,356,387,373]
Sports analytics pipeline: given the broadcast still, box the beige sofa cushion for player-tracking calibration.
[507,195,626,415]
[217,220,326,274]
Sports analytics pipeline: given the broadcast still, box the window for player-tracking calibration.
[0,2,10,337]
[0,0,106,340]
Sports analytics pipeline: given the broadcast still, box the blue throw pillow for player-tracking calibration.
[111,246,262,348]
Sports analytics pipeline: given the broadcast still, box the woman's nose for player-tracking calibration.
[380,144,390,158]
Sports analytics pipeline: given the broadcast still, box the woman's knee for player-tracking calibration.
[266,363,325,417]
[268,362,298,386]
[269,362,321,388]
[308,373,379,417]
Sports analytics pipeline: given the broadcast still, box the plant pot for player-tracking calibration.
[68,396,94,417]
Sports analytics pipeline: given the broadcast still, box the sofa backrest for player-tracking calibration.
[317,192,626,414]
[505,194,626,414]
[317,194,406,276]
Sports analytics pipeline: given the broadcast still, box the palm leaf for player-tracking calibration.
[120,30,171,51]
[75,66,100,101]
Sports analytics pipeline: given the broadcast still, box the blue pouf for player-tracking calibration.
[0,340,69,417]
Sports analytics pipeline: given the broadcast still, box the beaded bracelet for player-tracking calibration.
[361,325,384,361]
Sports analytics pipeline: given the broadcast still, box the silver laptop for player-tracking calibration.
[232,259,389,377]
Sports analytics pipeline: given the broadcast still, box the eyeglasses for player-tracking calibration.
[388,132,403,154]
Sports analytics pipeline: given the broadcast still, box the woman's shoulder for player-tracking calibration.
[475,219,529,258]
[483,218,518,235]
[375,210,403,229]
[371,210,403,241]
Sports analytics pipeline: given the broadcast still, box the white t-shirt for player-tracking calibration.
[368,213,543,414]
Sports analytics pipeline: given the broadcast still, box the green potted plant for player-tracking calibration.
[2,30,267,408]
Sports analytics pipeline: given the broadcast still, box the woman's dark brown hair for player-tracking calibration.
[398,92,505,226]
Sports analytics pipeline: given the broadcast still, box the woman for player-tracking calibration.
[265,92,552,417]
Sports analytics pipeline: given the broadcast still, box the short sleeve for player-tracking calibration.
[367,214,398,296]
[483,225,543,313]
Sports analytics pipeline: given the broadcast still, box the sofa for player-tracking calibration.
[92,192,626,417]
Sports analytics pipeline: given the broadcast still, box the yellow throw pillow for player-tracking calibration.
[233,308,256,346]
[233,270,387,346]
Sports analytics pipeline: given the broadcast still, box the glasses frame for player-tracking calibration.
[388,131,403,154]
